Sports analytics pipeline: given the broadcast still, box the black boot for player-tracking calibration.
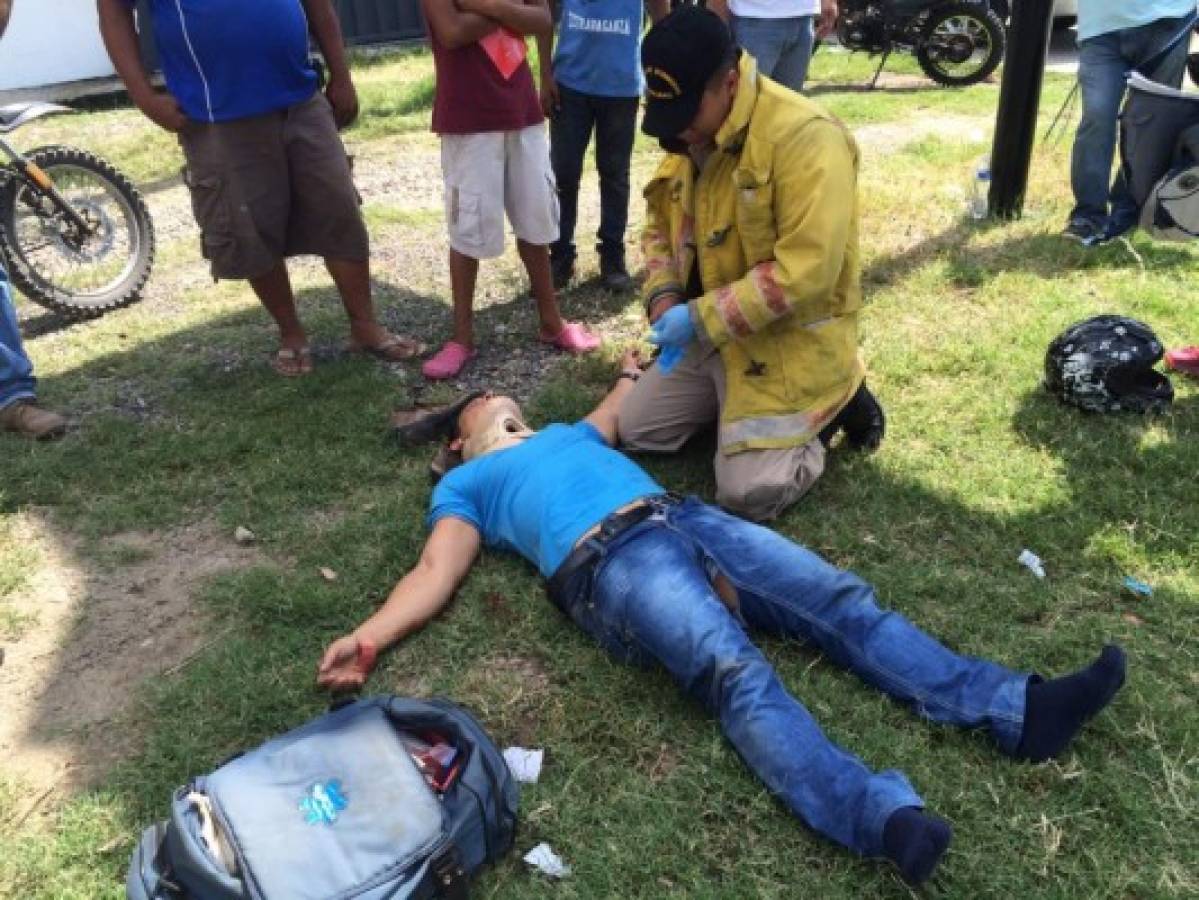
[819,383,886,450]
[598,245,633,292]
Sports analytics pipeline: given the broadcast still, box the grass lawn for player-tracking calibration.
[1,46,1197,898]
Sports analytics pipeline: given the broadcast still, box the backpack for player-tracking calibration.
[1139,125,1199,241]
[1116,72,1199,240]
[127,696,519,900]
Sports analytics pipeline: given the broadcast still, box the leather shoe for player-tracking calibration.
[0,400,67,440]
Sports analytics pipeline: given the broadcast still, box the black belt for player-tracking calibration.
[546,493,682,607]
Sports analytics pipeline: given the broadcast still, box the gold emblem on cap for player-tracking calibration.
[644,66,683,100]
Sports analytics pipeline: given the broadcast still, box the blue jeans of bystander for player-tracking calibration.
[0,267,36,410]
[556,497,1029,858]
[731,15,816,92]
[1070,16,1191,231]
[549,84,639,267]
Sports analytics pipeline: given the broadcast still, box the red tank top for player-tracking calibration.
[430,34,544,135]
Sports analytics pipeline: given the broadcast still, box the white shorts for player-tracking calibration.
[439,124,560,260]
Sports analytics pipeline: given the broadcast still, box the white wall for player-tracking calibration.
[0,0,117,92]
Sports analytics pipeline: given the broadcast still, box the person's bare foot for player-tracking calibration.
[348,324,425,361]
[272,346,313,377]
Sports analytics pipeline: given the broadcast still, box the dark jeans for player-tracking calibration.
[549,84,638,265]
[1070,16,1191,230]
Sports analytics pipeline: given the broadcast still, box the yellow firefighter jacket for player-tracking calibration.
[641,54,866,454]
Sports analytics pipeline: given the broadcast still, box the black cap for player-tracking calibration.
[641,6,735,140]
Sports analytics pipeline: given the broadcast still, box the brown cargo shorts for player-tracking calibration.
[178,91,369,281]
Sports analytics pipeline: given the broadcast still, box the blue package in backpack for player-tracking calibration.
[127,696,518,900]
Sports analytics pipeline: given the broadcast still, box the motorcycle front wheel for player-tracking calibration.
[0,145,155,318]
[916,3,1006,87]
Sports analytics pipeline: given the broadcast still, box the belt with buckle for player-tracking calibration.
[546,493,682,607]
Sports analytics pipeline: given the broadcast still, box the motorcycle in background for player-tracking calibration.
[836,0,1007,87]
[0,102,155,318]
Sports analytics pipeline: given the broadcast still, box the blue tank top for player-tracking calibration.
[553,0,645,98]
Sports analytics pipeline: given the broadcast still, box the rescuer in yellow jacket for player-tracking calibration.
[618,5,884,521]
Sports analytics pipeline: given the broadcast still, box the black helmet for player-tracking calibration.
[1044,315,1173,413]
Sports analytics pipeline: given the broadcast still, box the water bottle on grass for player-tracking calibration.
[970,158,991,220]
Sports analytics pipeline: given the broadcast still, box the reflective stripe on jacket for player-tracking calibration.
[641,54,866,454]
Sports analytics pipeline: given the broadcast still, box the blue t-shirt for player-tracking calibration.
[132,0,318,122]
[429,422,665,577]
[1077,0,1196,42]
[553,0,645,98]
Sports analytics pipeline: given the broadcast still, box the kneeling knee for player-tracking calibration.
[716,476,807,522]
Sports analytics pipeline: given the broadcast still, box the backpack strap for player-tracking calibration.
[1137,10,1199,78]
[128,821,187,900]
[426,844,469,900]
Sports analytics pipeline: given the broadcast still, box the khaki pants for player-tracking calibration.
[440,124,559,260]
[618,345,825,521]
[179,92,368,281]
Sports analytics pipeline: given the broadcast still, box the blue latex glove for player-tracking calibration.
[648,303,695,350]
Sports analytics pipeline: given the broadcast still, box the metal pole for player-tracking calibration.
[988,0,1056,219]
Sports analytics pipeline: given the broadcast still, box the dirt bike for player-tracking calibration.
[0,102,155,319]
[836,0,1007,87]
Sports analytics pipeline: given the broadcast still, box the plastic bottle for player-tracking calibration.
[970,158,991,220]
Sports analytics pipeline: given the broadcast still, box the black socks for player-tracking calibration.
[1016,644,1127,762]
[883,806,953,887]
[876,646,1124,885]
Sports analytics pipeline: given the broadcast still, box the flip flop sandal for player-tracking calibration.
[347,333,427,362]
[538,321,601,354]
[272,346,313,378]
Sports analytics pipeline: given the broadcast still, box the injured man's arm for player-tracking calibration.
[317,517,481,691]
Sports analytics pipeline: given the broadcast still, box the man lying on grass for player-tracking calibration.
[317,349,1127,887]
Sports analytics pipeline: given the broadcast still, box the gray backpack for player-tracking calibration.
[1119,73,1199,241]
[127,696,518,900]
[1140,147,1199,241]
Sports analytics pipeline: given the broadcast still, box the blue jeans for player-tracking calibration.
[0,268,36,410]
[556,498,1028,857]
[1070,16,1191,229]
[731,15,816,92]
[549,84,638,265]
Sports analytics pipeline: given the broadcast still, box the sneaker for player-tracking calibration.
[599,250,634,293]
[1165,345,1199,377]
[551,255,575,291]
[1062,218,1105,246]
[818,383,885,451]
[0,400,66,440]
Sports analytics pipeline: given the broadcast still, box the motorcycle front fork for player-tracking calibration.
[0,136,94,235]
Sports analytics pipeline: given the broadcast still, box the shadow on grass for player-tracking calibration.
[864,219,1199,290]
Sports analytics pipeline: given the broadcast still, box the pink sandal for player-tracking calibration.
[1165,346,1199,377]
[539,321,601,354]
[422,341,477,380]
